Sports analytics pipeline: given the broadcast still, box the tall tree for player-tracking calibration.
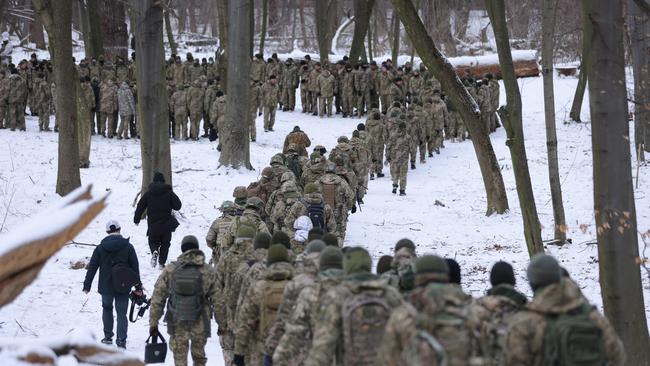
[32,0,81,196]
[349,0,375,63]
[99,0,128,60]
[569,1,591,122]
[391,9,399,63]
[85,0,103,59]
[315,0,336,62]
[132,0,172,191]
[541,0,567,243]
[629,0,649,159]
[391,0,509,216]
[259,0,268,54]
[487,0,544,255]
[219,0,252,169]
[163,0,177,56]
[586,0,650,363]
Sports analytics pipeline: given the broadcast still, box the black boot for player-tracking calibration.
[392,185,397,194]
[399,190,406,196]
[370,173,375,180]
[377,173,385,178]
[411,163,416,170]
[428,152,433,158]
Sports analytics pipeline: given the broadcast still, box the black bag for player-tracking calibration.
[168,214,180,233]
[306,201,326,231]
[144,330,168,364]
[109,245,140,294]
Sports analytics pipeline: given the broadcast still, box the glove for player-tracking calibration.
[263,355,273,366]
[149,326,158,337]
[351,205,357,214]
[233,354,245,366]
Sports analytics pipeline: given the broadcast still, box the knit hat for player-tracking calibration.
[415,255,449,277]
[490,261,516,287]
[271,231,291,249]
[153,172,165,183]
[344,247,372,274]
[319,247,343,271]
[181,235,199,252]
[254,233,272,250]
[395,238,416,253]
[322,233,339,247]
[304,183,320,194]
[527,254,561,291]
[377,255,393,275]
[305,240,326,254]
[267,244,289,265]
[307,228,324,242]
[236,225,256,239]
[446,258,461,285]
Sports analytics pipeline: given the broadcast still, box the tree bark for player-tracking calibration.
[349,0,375,63]
[586,1,650,364]
[219,0,252,169]
[391,0,509,216]
[487,0,544,255]
[542,0,567,243]
[569,1,591,122]
[315,0,335,62]
[299,0,308,49]
[216,0,228,48]
[32,0,81,196]
[629,0,649,157]
[367,11,373,62]
[391,9,399,63]
[259,0,268,55]
[163,0,177,55]
[132,0,172,191]
[29,6,46,50]
[99,0,128,60]
[85,0,103,59]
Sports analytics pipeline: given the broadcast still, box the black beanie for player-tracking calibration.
[308,228,324,242]
[395,238,416,253]
[377,255,393,275]
[490,261,516,287]
[446,258,461,285]
[254,233,272,250]
[181,235,199,252]
[322,233,339,247]
[271,231,291,249]
[153,172,165,183]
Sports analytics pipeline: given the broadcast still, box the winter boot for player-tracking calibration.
[410,163,416,170]
[377,173,385,178]
[428,152,433,158]
[101,338,112,345]
[370,173,375,180]
[392,185,398,194]
[151,251,159,268]
[399,190,406,196]
[116,339,126,349]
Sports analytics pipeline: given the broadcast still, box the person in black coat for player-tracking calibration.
[134,172,182,268]
[83,220,140,349]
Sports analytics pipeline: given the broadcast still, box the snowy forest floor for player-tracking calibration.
[0,74,648,365]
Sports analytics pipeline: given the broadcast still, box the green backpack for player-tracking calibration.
[169,264,204,322]
[542,304,605,366]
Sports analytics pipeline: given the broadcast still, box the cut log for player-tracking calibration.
[450,50,540,79]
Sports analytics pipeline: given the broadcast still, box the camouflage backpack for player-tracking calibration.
[168,264,204,321]
[286,154,303,180]
[542,304,605,366]
[480,296,523,365]
[321,183,337,210]
[400,320,448,366]
[341,290,392,366]
[259,278,289,336]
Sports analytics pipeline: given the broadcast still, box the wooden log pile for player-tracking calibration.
[450,50,540,79]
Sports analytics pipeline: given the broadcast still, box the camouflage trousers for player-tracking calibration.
[78,112,92,168]
[8,103,26,130]
[99,111,117,137]
[370,139,384,174]
[390,160,408,191]
[418,139,427,162]
[380,94,391,114]
[309,90,319,114]
[117,114,133,139]
[0,103,6,128]
[409,138,418,163]
[174,113,188,140]
[169,322,208,366]
[189,112,202,140]
[342,90,354,117]
[429,129,443,154]
[319,95,333,117]
[355,166,369,200]
[263,105,276,130]
[356,91,368,115]
[37,105,50,131]
[300,87,310,112]
[282,87,296,110]
[219,331,234,366]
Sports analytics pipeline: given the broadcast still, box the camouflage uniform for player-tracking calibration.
[409,72,425,101]
[268,180,302,234]
[224,208,271,249]
[149,250,220,366]
[281,62,298,111]
[272,268,345,365]
[249,82,262,140]
[262,79,280,131]
[117,82,136,139]
[428,94,448,154]
[188,62,204,83]
[365,113,386,176]
[505,279,625,366]
[413,104,429,162]
[209,93,226,138]
[170,86,189,140]
[304,272,404,366]
[32,77,52,131]
[307,67,322,115]
[202,84,217,136]
[285,192,337,237]
[389,80,406,106]
[299,64,311,113]
[301,155,327,188]
[353,67,369,116]
[477,82,492,134]
[488,78,500,131]
[250,58,266,84]
[7,73,27,130]
[341,69,355,117]
[114,59,131,85]
[349,134,371,201]
[317,170,355,243]
[234,261,294,365]
[317,70,335,117]
[98,79,118,137]
[283,129,311,157]
[187,80,205,140]
[378,70,393,113]
[205,206,238,265]
[0,72,9,129]
[77,80,95,168]
[386,126,411,193]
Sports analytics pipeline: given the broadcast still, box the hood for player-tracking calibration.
[487,284,528,306]
[264,261,294,281]
[414,283,471,310]
[148,182,173,196]
[100,234,129,252]
[392,247,416,270]
[176,249,206,266]
[526,278,586,315]
[304,193,323,204]
[294,216,313,231]
[318,268,345,281]
[346,272,387,294]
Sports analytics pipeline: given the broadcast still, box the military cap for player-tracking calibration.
[267,244,289,265]
[319,247,343,270]
[245,197,265,210]
[254,233,272,250]
[304,183,320,194]
[344,247,372,274]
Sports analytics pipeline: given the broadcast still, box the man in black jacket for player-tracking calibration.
[83,220,140,349]
[134,172,182,268]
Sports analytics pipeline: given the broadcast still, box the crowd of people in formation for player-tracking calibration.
[82,111,627,366]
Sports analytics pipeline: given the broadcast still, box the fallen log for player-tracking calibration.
[450,50,540,79]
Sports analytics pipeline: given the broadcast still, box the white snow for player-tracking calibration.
[0,66,647,365]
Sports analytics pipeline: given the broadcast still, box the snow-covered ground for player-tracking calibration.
[0,73,648,365]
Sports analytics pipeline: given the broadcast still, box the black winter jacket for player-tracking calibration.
[83,234,140,294]
[133,182,182,237]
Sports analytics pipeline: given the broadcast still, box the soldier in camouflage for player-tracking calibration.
[186,79,204,140]
[285,183,337,238]
[281,59,298,111]
[340,65,355,118]
[170,85,189,140]
[77,76,95,168]
[349,130,371,202]
[299,62,311,113]
[98,78,118,138]
[32,72,52,131]
[307,63,322,116]
[428,91,448,155]
[117,81,136,139]
[317,162,355,244]
[365,111,386,179]
[301,151,327,188]
[381,239,417,293]
[386,122,411,195]
[205,200,239,266]
[262,75,280,132]
[317,69,335,117]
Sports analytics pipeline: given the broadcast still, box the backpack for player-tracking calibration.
[321,183,337,209]
[542,304,605,366]
[480,298,521,365]
[286,154,303,180]
[108,244,140,294]
[169,264,204,322]
[400,326,447,366]
[341,291,392,366]
[305,200,326,231]
[259,278,289,336]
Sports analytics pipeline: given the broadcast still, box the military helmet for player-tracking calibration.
[280,171,294,183]
[261,166,274,179]
[219,200,236,211]
[281,180,299,194]
[270,153,285,165]
[245,196,265,210]
[337,136,349,144]
[233,186,247,199]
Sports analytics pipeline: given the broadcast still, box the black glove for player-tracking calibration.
[149,326,158,337]
[234,354,245,366]
[351,205,357,214]
[263,355,273,366]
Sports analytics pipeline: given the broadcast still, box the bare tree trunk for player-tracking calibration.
[99,0,128,60]
[32,0,81,196]
[367,11,373,62]
[433,0,455,56]
[299,0,308,49]
[220,0,252,169]
[487,0,544,255]
[290,0,297,52]
[391,9,399,63]
[542,0,567,243]
[391,0,509,215]
[629,0,649,157]
[188,0,197,33]
[569,1,591,122]
[349,0,375,63]
[217,0,228,48]
[248,0,254,57]
[315,0,335,62]
[86,0,103,59]
[259,0,268,54]
[586,1,650,363]
[164,0,177,55]
[176,4,186,33]
[29,5,46,50]
[132,0,172,190]
[453,1,470,40]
